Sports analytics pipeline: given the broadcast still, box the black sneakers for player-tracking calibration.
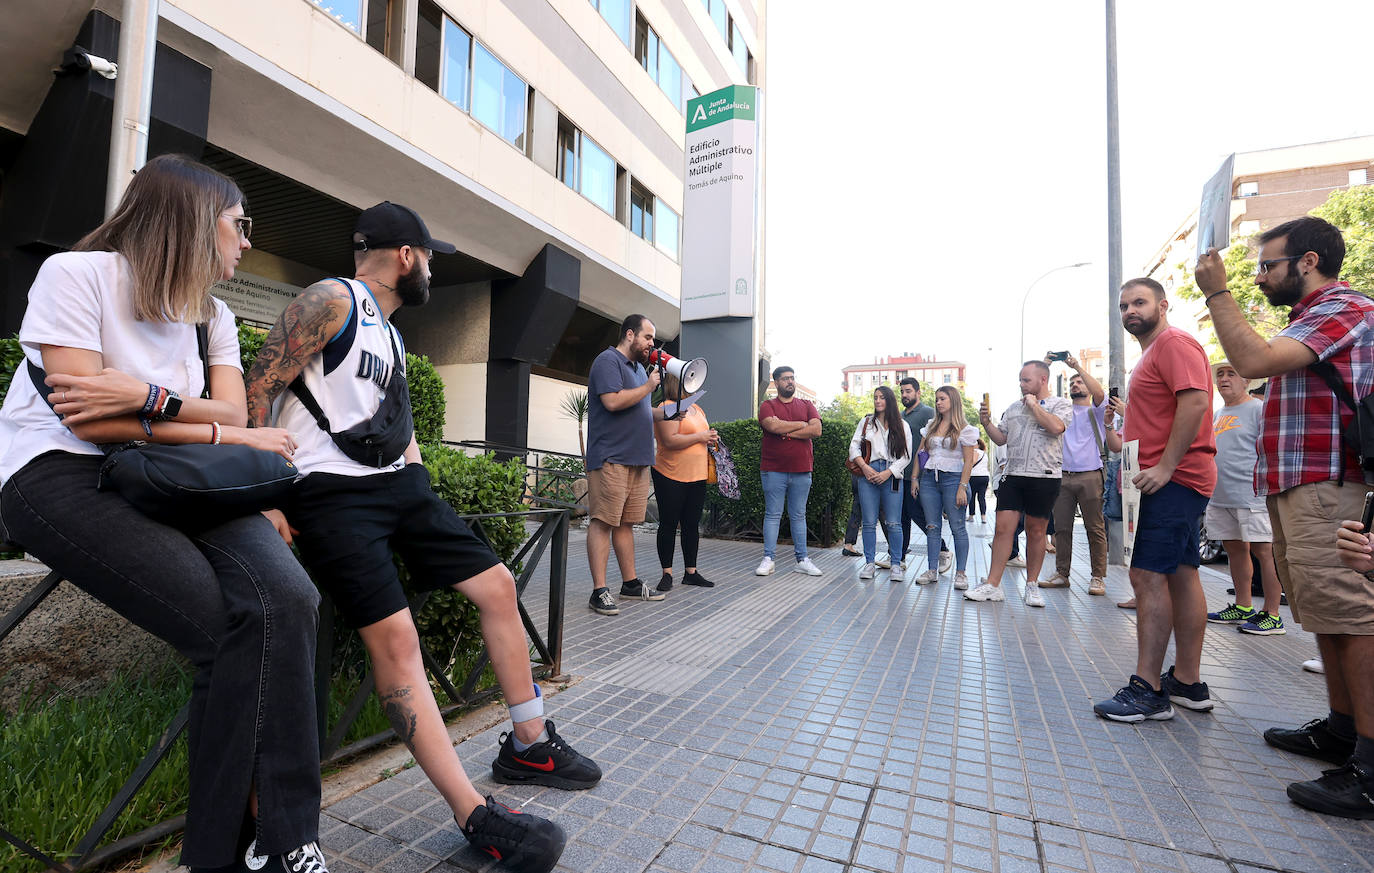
[1160,665,1214,712]
[1287,760,1374,819]
[1264,717,1358,764]
[461,797,566,873]
[243,840,329,873]
[683,571,714,587]
[620,577,665,600]
[588,588,618,615]
[656,571,673,592]
[492,719,602,789]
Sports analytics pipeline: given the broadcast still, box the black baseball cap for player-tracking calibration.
[353,201,456,254]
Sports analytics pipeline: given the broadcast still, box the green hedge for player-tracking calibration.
[704,413,859,547]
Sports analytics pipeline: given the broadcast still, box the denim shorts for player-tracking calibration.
[1132,481,1209,574]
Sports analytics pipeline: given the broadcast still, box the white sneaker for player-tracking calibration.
[1302,657,1325,674]
[859,562,876,580]
[875,554,892,569]
[1088,577,1106,596]
[964,582,1005,602]
[953,572,969,590]
[938,550,953,574]
[755,557,775,576]
[795,558,823,576]
[914,569,938,585]
[1024,582,1045,608]
[897,560,907,573]
[1006,556,1026,568]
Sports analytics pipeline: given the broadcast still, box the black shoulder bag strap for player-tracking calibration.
[28,321,212,411]
[1087,403,1108,467]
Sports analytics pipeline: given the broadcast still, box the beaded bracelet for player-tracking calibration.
[211,422,222,445]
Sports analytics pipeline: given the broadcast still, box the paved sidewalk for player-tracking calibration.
[316,522,1374,873]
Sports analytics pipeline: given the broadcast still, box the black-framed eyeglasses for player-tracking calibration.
[1256,255,1301,276]
[224,214,252,241]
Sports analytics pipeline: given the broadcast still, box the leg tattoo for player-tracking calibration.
[380,686,419,749]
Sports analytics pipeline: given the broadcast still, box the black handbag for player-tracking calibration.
[31,324,298,529]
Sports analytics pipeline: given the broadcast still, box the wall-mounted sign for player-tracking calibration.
[212,272,301,326]
[681,84,759,321]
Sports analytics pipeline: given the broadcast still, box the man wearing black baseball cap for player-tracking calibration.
[246,202,595,872]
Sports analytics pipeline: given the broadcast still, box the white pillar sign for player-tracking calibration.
[681,85,759,321]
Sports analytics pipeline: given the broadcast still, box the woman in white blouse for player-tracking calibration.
[849,385,912,579]
[914,386,978,587]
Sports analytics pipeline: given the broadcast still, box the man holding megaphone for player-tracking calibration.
[586,314,681,616]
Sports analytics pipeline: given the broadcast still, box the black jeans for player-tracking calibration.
[0,452,321,867]
[967,476,989,517]
[652,469,706,568]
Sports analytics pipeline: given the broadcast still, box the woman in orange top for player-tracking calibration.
[652,373,718,592]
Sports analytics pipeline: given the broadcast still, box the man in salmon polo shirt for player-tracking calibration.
[755,367,824,577]
[1094,277,1216,724]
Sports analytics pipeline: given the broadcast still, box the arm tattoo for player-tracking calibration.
[244,280,352,427]
[379,686,419,750]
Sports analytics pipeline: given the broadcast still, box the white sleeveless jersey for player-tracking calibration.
[272,278,408,477]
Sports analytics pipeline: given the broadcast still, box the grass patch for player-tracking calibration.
[1,663,192,872]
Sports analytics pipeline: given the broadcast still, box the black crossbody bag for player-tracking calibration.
[31,325,298,530]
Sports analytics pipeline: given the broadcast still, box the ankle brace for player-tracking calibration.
[508,683,544,725]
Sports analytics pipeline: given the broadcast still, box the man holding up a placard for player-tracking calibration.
[1093,278,1216,724]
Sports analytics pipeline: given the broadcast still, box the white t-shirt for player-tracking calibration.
[0,251,241,482]
[921,423,979,472]
[969,449,989,477]
[849,416,914,479]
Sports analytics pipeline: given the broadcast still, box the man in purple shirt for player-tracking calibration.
[1039,355,1110,596]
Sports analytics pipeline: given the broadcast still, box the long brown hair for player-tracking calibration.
[923,385,970,452]
[74,154,244,323]
[870,385,907,459]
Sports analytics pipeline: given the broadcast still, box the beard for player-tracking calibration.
[397,261,431,307]
[1123,313,1159,336]
[901,395,917,409]
[778,383,796,398]
[1261,269,1305,307]
[1069,389,1086,399]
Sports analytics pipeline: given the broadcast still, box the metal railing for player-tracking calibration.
[446,440,587,511]
[0,507,569,872]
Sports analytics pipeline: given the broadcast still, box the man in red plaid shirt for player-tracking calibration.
[1198,216,1374,820]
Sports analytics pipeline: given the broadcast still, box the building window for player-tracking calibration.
[365,0,389,53]
[1351,168,1368,186]
[1238,180,1258,197]
[557,116,616,216]
[440,18,472,111]
[635,13,685,113]
[654,197,679,260]
[709,0,728,41]
[472,43,528,149]
[315,0,363,32]
[590,0,631,46]
[729,20,749,77]
[943,374,952,384]
[630,182,654,241]
[414,1,443,91]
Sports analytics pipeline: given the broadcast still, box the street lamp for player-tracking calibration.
[1020,262,1092,363]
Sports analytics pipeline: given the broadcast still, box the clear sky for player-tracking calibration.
[763,0,1374,412]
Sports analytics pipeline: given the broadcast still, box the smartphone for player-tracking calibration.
[1048,350,1070,362]
[982,392,990,408]
[1109,387,1120,401]
[1362,491,1374,532]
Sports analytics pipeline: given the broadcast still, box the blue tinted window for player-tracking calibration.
[658,46,681,110]
[440,19,471,111]
[655,198,679,260]
[710,1,728,40]
[731,23,749,77]
[580,136,615,215]
[472,43,527,148]
[319,0,363,32]
[597,0,631,46]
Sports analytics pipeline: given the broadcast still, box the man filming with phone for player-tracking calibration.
[1040,352,1110,597]
[1198,216,1374,819]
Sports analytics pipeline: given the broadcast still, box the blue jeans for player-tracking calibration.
[855,460,904,564]
[762,470,811,560]
[920,468,970,572]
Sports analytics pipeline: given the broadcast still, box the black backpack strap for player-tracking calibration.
[196,323,211,399]
[1309,359,1360,485]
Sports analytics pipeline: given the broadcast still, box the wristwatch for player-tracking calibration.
[158,389,183,420]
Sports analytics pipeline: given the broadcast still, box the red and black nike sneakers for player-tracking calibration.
[491,719,602,789]
[460,797,565,873]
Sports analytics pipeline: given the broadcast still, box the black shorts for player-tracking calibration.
[287,463,502,628]
[995,475,1061,520]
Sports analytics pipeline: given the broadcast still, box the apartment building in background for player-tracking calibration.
[1141,135,1372,349]
[0,0,764,456]
[841,354,966,397]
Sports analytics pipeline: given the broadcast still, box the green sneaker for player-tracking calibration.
[1207,602,1255,624]
[1239,611,1286,635]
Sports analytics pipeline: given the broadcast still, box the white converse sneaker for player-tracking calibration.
[754,557,775,576]
[875,554,892,569]
[953,572,969,590]
[795,558,823,576]
[937,550,953,574]
[1024,581,1045,608]
[914,569,939,584]
[964,582,1005,602]
[858,562,876,580]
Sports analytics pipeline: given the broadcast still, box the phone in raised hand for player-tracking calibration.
[1362,491,1374,532]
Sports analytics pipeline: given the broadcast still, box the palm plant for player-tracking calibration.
[559,389,589,457]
